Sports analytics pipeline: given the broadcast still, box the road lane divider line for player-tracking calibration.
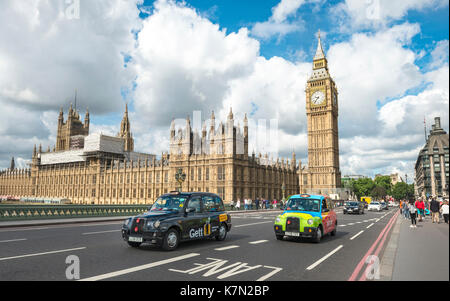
[214,245,240,251]
[249,240,269,245]
[0,238,27,243]
[350,231,364,240]
[366,223,374,229]
[79,253,200,281]
[234,221,273,228]
[306,245,343,271]
[348,210,399,281]
[82,230,121,235]
[0,247,86,262]
[256,266,283,281]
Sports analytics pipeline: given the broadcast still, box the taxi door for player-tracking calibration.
[182,196,205,240]
[321,198,335,234]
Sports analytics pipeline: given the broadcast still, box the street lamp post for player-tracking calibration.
[281,182,286,201]
[175,168,186,192]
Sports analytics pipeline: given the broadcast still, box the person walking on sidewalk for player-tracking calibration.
[430,198,440,224]
[441,201,449,224]
[235,199,241,211]
[415,198,425,222]
[404,201,410,220]
[409,201,418,228]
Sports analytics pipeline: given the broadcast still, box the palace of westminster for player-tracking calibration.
[0,34,347,204]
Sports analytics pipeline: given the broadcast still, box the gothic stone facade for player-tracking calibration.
[0,107,299,205]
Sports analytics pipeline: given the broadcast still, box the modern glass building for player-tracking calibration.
[415,117,449,199]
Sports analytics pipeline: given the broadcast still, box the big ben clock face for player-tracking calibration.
[311,90,325,105]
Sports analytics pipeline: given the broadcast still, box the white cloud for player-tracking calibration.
[251,0,306,40]
[334,0,448,31]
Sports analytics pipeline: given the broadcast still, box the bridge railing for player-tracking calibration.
[0,204,150,221]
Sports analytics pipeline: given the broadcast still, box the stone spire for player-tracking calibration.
[118,103,134,152]
[314,29,325,60]
[10,157,15,170]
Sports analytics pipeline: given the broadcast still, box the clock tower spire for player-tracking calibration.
[302,31,341,193]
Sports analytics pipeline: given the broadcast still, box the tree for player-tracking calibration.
[371,185,387,200]
[374,175,392,195]
[391,182,408,201]
[352,178,375,201]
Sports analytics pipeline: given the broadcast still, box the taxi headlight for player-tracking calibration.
[146,220,154,228]
[154,220,161,228]
[275,217,281,223]
[307,219,314,225]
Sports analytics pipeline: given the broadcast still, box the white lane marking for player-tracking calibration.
[306,245,343,271]
[0,247,86,262]
[79,253,200,281]
[234,221,273,228]
[82,230,121,235]
[249,240,269,245]
[350,230,364,240]
[214,245,240,251]
[0,238,27,243]
[340,225,346,227]
[348,223,355,225]
[256,266,283,281]
[366,223,375,229]
[0,227,50,233]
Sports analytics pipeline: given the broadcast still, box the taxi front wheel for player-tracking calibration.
[162,228,180,251]
[312,226,322,243]
[215,223,228,241]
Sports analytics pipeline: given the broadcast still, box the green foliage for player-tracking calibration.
[391,182,415,201]
[371,185,387,199]
[374,176,392,195]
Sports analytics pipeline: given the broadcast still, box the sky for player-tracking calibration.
[0,0,448,181]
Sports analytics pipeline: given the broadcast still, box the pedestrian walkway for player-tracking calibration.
[385,213,449,281]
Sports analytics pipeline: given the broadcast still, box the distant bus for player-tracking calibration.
[361,197,372,205]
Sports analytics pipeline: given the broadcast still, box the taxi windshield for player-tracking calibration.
[285,198,321,212]
[150,195,186,212]
[347,202,359,206]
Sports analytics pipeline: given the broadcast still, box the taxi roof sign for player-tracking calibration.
[300,194,311,198]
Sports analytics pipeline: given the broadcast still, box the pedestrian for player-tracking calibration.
[255,198,259,210]
[404,201,410,220]
[273,199,277,209]
[415,198,425,222]
[430,197,440,224]
[441,201,449,224]
[230,200,235,211]
[409,201,417,228]
[236,199,241,211]
[400,200,403,216]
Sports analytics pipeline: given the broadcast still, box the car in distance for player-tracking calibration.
[274,194,337,243]
[343,201,365,215]
[380,202,389,210]
[368,201,382,212]
[122,192,232,251]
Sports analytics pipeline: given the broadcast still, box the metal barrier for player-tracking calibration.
[0,204,150,221]
[0,204,276,221]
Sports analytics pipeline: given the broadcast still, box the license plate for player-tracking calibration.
[285,231,300,237]
[128,236,143,243]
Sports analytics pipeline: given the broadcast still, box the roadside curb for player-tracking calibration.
[379,210,402,281]
[0,209,281,229]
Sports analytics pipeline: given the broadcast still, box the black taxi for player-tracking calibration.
[122,192,232,251]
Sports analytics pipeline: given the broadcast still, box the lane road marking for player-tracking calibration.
[350,230,364,240]
[0,238,27,243]
[82,230,121,235]
[0,247,86,262]
[306,245,343,271]
[249,240,269,245]
[80,253,200,281]
[214,245,240,251]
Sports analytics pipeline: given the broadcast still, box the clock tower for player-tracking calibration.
[304,31,341,190]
